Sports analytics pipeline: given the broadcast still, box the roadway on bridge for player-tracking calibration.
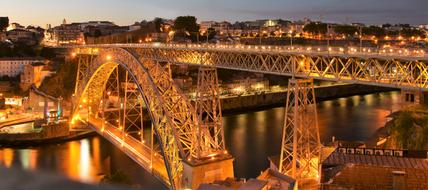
[86,116,170,186]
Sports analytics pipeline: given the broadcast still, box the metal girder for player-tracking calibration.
[130,48,428,91]
[121,70,145,142]
[195,67,225,157]
[72,48,205,189]
[279,78,321,184]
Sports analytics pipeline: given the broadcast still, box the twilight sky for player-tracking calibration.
[1,0,427,27]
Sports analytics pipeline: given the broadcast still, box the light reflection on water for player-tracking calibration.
[0,91,401,186]
[225,91,401,178]
[0,138,166,189]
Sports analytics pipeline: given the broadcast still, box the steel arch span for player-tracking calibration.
[71,48,227,189]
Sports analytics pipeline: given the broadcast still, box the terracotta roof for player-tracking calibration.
[324,164,428,189]
[323,150,428,170]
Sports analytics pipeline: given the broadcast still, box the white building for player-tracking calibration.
[0,58,44,77]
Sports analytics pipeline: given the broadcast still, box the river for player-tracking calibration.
[0,91,401,189]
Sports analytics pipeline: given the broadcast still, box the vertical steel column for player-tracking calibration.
[195,66,225,157]
[279,78,321,184]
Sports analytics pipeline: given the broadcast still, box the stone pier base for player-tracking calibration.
[182,155,234,189]
[400,90,426,105]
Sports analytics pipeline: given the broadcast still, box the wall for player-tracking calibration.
[220,84,394,111]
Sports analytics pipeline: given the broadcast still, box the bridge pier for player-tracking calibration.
[182,155,234,189]
[400,89,425,105]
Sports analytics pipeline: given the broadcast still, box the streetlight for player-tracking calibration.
[289,30,294,47]
[359,26,363,52]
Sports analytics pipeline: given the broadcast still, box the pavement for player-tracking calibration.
[0,166,129,190]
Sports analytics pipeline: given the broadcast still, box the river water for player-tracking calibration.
[0,91,401,189]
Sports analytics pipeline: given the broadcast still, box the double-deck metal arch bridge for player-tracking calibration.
[68,43,428,189]
[71,47,231,190]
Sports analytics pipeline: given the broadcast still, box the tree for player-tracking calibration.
[362,26,386,38]
[174,16,199,33]
[93,29,102,37]
[333,25,358,37]
[39,47,56,59]
[0,17,8,32]
[303,22,327,35]
[174,16,200,42]
[401,28,425,38]
[207,27,216,40]
[153,17,164,32]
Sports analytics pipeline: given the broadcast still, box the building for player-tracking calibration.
[44,20,131,46]
[200,21,231,35]
[0,57,44,77]
[200,21,217,31]
[20,62,53,90]
[6,29,38,45]
[6,23,25,31]
[44,23,84,46]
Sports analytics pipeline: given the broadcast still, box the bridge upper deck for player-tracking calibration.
[67,43,428,61]
[68,43,428,91]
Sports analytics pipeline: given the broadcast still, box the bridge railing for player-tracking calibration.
[68,43,428,60]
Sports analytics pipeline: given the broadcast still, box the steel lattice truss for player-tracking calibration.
[195,67,225,157]
[279,78,321,183]
[72,48,229,189]
[128,48,428,91]
[121,70,145,142]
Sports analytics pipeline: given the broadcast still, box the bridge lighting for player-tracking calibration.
[71,52,77,57]
[224,150,228,154]
[106,55,112,61]
[142,140,145,143]
[79,104,83,108]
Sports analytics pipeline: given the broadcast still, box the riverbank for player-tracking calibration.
[221,83,395,113]
[373,104,428,150]
[0,121,96,147]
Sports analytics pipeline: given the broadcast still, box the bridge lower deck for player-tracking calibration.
[87,117,170,186]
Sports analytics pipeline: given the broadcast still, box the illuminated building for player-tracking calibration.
[0,57,44,77]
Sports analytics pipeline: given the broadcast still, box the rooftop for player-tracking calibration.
[0,57,44,61]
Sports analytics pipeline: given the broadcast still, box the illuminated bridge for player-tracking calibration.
[68,43,428,189]
[70,43,428,91]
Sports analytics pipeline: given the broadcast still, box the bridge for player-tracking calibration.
[68,43,428,189]
[70,47,234,190]
[69,43,428,91]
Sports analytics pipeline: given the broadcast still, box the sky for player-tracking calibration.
[1,0,427,27]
